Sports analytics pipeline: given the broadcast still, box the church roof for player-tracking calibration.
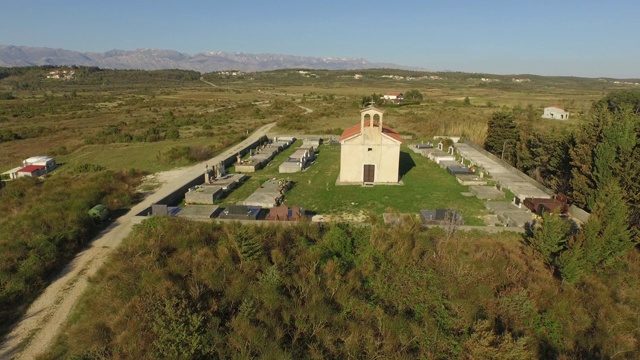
[339,120,403,143]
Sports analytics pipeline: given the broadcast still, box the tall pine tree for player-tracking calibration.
[484,111,519,163]
[527,212,571,268]
[579,113,637,269]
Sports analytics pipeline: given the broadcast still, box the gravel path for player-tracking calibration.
[0,123,276,359]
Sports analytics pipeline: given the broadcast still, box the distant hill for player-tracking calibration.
[0,45,422,73]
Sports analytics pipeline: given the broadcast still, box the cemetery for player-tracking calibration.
[134,109,574,229]
[235,137,294,173]
[279,144,315,173]
[240,178,294,208]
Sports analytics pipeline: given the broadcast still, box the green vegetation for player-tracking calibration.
[404,89,424,102]
[0,170,143,336]
[511,92,640,284]
[484,91,640,229]
[484,110,519,161]
[2,67,640,357]
[43,218,640,359]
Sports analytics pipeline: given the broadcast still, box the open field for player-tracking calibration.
[1,67,632,174]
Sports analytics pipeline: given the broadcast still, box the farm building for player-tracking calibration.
[542,106,569,120]
[23,156,56,171]
[1,167,23,180]
[17,165,47,178]
[338,106,402,184]
[382,92,404,104]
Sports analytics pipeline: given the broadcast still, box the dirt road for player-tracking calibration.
[0,123,276,360]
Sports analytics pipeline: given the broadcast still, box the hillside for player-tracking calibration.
[41,218,640,359]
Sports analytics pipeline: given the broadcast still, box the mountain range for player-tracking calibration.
[0,45,421,73]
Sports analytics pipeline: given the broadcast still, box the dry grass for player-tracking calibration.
[0,69,615,174]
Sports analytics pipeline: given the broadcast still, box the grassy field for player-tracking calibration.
[57,136,230,174]
[2,66,633,176]
[218,141,489,224]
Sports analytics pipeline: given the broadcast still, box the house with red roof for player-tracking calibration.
[17,165,47,178]
[338,106,402,184]
[383,92,404,104]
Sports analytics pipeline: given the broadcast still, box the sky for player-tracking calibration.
[2,0,639,78]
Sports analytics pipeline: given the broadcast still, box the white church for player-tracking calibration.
[338,106,402,184]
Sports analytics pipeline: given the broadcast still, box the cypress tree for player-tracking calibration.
[484,111,519,162]
[555,235,586,284]
[527,212,571,268]
[579,113,637,269]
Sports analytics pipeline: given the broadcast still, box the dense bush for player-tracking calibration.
[43,219,640,359]
[0,170,143,335]
[156,145,215,165]
[0,92,15,100]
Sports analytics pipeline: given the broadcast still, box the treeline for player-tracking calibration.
[0,125,56,143]
[484,90,640,283]
[43,218,640,359]
[485,90,640,223]
[71,68,201,86]
[0,66,201,92]
[85,123,180,145]
[0,169,143,336]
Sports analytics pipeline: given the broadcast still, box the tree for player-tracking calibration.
[166,127,180,140]
[321,225,355,272]
[595,89,640,115]
[149,292,212,358]
[555,235,586,284]
[567,110,637,273]
[570,99,640,220]
[463,96,471,106]
[226,225,262,266]
[361,93,383,107]
[484,111,519,162]
[404,89,423,102]
[582,181,635,268]
[526,212,571,268]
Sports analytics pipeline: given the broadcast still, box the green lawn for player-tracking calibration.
[219,142,489,225]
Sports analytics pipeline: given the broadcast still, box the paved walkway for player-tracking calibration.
[0,123,276,360]
[454,142,552,200]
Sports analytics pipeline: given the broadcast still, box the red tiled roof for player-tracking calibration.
[339,120,403,142]
[549,105,565,110]
[18,165,46,173]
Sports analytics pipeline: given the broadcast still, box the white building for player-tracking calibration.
[338,107,402,184]
[542,106,570,120]
[382,92,404,104]
[1,166,23,180]
[23,156,56,171]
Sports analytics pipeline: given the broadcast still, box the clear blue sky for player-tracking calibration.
[2,0,639,78]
